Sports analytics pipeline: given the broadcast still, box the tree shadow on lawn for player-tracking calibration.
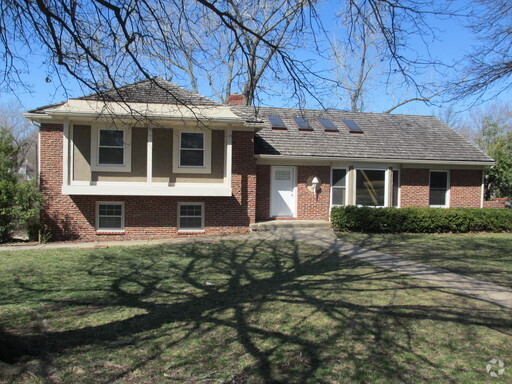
[1,238,511,383]
[339,233,512,289]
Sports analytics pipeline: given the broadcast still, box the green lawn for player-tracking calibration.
[337,232,512,289]
[0,240,511,383]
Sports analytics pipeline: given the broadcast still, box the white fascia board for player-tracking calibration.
[254,154,494,167]
[44,99,243,122]
[62,184,232,197]
[23,113,54,123]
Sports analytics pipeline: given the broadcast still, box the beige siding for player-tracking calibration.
[73,125,92,181]
[152,129,225,183]
[152,128,173,182]
[93,127,147,181]
[73,125,225,183]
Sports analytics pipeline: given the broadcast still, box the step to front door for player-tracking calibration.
[250,220,330,231]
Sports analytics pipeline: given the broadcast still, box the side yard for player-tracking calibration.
[337,233,512,289]
[1,239,511,383]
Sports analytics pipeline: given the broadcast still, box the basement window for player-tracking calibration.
[97,202,124,231]
[178,203,205,231]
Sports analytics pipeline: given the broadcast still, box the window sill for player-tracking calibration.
[178,229,205,234]
[96,230,125,235]
[91,165,132,173]
[172,167,211,174]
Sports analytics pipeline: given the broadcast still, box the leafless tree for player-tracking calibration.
[330,0,458,113]
[0,101,37,168]
[148,0,313,105]
[331,3,381,112]
[0,0,467,108]
[451,0,512,101]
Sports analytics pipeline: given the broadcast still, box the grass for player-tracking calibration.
[0,239,511,383]
[336,232,512,289]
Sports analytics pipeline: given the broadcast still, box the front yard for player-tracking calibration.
[337,232,512,289]
[1,239,511,383]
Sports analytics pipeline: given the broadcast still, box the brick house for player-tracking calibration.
[25,78,494,241]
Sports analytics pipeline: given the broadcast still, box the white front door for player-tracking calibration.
[270,166,296,217]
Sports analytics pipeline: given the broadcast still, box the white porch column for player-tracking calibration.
[224,128,233,187]
[62,120,70,186]
[147,127,153,184]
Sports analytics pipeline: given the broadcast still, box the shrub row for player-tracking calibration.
[331,206,512,233]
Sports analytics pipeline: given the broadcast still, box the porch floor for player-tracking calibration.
[250,220,330,231]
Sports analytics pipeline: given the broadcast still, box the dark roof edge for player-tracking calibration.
[254,153,494,165]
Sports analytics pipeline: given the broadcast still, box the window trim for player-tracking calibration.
[90,126,132,172]
[330,167,348,207]
[429,170,450,208]
[177,202,205,232]
[354,168,389,208]
[392,169,401,208]
[96,201,125,232]
[172,130,212,174]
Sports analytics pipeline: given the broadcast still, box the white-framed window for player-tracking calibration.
[355,169,387,207]
[178,202,205,231]
[99,129,124,165]
[172,130,212,173]
[429,170,449,207]
[331,168,347,206]
[96,202,124,231]
[90,126,132,172]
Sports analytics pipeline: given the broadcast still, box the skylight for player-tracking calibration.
[293,116,312,131]
[342,119,364,133]
[317,118,338,132]
[268,115,287,130]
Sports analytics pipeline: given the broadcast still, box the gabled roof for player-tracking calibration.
[231,106,493,164]
[28,77,219,114]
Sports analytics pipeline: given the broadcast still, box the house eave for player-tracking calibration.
[24,112,257,131]
[254,154,494,167]
[62,183,233,197]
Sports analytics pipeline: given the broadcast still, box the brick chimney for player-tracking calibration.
[227,94,245,106]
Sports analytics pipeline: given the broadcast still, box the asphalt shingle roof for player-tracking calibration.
[28,77,220,113]
[231,106,492,163]
[27,78,491,164]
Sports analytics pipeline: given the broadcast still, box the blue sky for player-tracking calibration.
[2,1,510,119]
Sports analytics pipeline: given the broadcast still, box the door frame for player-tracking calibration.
[270,166,297,218]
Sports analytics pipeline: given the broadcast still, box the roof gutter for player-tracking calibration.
[254,154,494,166]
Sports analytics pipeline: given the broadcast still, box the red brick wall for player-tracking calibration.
[256,165,271,221]
[296,166,331,220]
[450,169,482,208]
[232,131,257,224]
[39,125,256,242]
[255,165,331,221]
[483,198,508,208]
[400,168,430,207]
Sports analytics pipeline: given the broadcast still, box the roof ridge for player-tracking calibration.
[76,77,160,100]
[155,78,220,106]
[232,105,439,118]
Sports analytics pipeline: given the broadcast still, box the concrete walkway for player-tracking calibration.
[2,226,512,309]
[267,227,512,310]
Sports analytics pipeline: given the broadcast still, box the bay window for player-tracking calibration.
[355,169,386,207]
